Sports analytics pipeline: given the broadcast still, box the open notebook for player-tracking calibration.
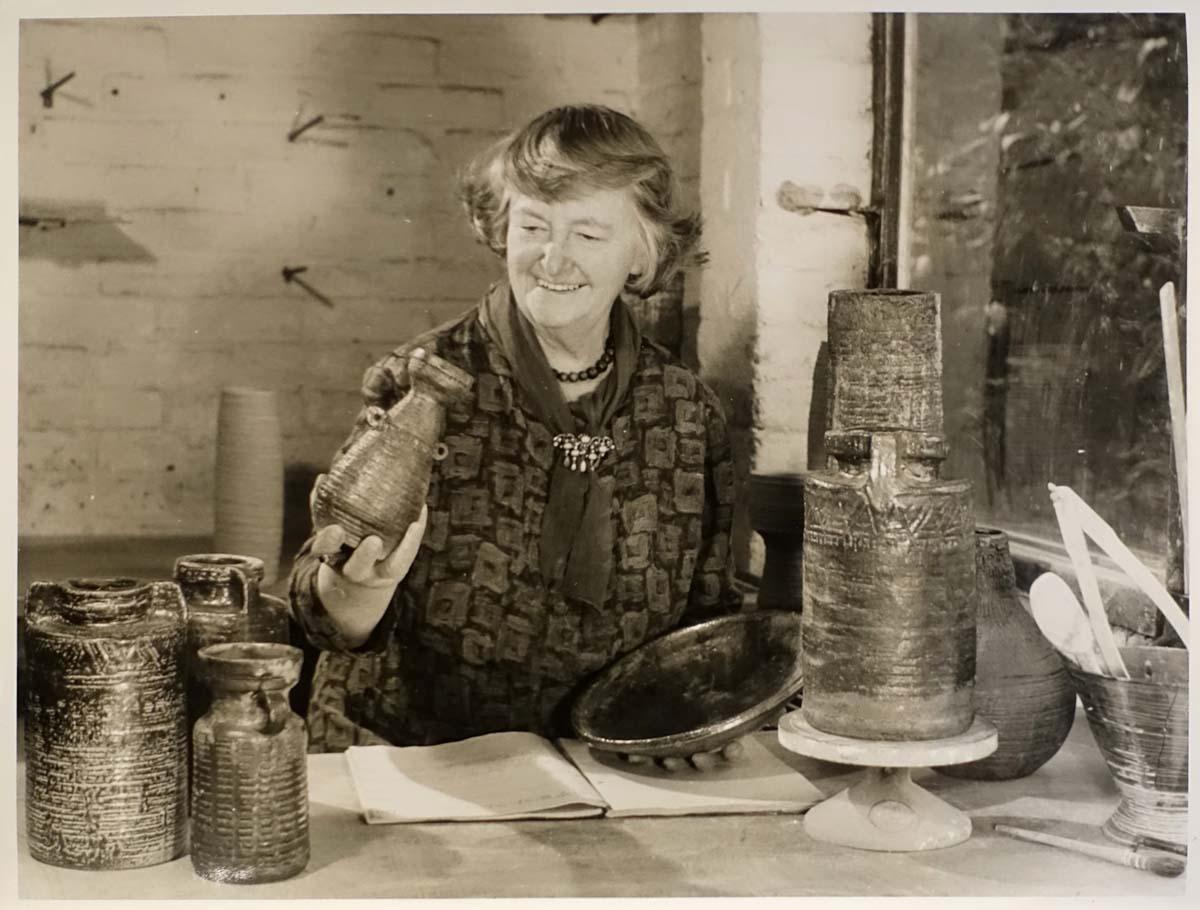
[344,728,824,823]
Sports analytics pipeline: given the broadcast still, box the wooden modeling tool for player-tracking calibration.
[993,824,1185,877]
[1158,281,1188,591]
[1050,485,1190,648]
[1048,485,1130,677]
[1029,573,1108,675]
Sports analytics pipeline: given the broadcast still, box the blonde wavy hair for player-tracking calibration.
[459,104,704,299]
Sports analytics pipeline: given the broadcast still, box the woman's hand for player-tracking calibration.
[311,475,428,646]
[617,738,746,772]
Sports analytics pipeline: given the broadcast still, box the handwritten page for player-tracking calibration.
[345,731,606,823]
[557,731,824,818]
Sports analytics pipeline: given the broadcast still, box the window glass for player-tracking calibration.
[905,12,1186,572]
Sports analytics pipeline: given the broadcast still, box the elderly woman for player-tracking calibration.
[289,104,742,765]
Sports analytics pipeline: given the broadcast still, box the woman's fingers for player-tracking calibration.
[660,756,689,773]
[342,535,385,583]
[720,739,745,762]
[690,750,720,772]
[379,505,429,579]
[312,523,346,558]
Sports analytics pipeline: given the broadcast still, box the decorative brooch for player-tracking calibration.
[553,433,615,473]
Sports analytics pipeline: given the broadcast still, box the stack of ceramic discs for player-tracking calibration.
[801,289,976,742]
[213,388,284,585]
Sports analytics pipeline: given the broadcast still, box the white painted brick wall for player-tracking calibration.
[19,13,641,537]
[699,13,876,569]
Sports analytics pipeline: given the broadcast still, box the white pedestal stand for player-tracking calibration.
[778,712,998,851]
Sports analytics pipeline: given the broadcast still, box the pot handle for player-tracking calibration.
[865,434,900,513]
[254,687,289,735]
[230,566,258,614]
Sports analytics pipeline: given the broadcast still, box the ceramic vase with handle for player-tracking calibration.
[24,578,188,869]
[174,552,291,732]
[310,347,474,560]
[191,642,309,883]
[937,528,1075,780]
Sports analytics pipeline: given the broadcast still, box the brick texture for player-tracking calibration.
[19,13,641,536]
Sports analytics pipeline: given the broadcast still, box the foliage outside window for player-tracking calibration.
[906,12,1186,577]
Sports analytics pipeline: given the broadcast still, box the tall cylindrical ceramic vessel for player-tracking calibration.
[24,578,188,869]
[802,429,976,740]
[214,387,284,584]
[827,289,944,435]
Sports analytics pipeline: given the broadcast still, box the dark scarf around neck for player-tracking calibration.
[478,279,641,607]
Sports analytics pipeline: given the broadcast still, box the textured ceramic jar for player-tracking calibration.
[174,552,290,729]
[802,429,976,741]
[310,347,474,558]
[937,528,1074,780]
[826,289,944,435]
[24,578,188,869]
[190,642,309,884]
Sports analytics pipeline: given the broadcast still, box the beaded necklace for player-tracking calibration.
[551,339,615,383]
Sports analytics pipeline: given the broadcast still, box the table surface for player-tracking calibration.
[14,706,1191,899]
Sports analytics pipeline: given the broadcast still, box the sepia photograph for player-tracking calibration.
[6,0,1193,902]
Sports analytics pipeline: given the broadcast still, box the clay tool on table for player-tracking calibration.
[1048,485,1130,678]
[1049,484,1190,648]
[993,824,1186,877]
[1028,573,1109,675]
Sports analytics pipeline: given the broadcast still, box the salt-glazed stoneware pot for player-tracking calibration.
[24,577,188,869]
[310,347,474,558]
[802,428,976,741]
[174,552,290,729]
[190,642,309,884]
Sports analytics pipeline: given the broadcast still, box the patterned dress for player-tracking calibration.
[290,301,742,751]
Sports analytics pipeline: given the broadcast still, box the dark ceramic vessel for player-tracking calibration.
[174,552,290,729]
[571,610,805,758]
[937,528,1074,780]
[24,578,188,869]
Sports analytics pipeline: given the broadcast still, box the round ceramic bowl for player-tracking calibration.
[571,610,805,759]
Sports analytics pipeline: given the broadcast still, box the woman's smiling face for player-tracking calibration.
[505,185,647,338]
